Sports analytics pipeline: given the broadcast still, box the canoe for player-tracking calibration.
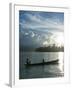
[25,59,59,66]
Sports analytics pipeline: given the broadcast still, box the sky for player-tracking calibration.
[19,10,64,48]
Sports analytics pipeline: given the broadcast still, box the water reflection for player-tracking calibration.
[19,52,64,79]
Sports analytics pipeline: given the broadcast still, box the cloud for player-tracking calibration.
[30,31,35,37]
[20,12,64,34]
[43,41,48,46]
[25,32,29,35]
[19,11,64,47]
[31,33,35,37]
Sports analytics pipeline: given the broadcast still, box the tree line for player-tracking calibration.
[35,44,64,52]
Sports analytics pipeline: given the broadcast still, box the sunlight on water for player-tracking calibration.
[58,52,64,64]
[58,52,64,71]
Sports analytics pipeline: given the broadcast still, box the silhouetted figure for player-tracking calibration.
[42,58,44,64]
[26,58,29,64]
[26,58,31,64]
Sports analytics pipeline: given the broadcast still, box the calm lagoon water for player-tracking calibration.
[19,52,64,79]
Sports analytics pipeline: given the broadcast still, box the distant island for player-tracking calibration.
[35,44,64,52]
[20,44,64,52]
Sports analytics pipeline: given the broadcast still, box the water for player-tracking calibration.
[19,52,64,79]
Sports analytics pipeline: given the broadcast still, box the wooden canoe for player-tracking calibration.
[25,59,59,66]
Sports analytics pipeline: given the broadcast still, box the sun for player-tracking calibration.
[55,35,64,46]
